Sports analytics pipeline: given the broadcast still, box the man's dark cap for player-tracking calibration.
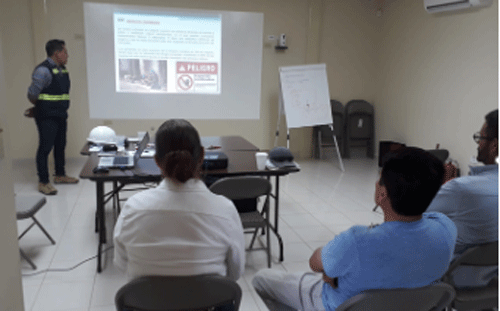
[269,147,295,167]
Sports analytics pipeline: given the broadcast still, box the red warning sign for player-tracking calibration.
[175,62,219,93]
[177,75,193,90]
[177,62,218,74]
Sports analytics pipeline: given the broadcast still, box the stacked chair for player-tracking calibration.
[313,99,345,159]
[313,99,375,159]
[344,100,375,158]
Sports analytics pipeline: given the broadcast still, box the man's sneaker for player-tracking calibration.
[54,175,79,184]
[39,183,58,195]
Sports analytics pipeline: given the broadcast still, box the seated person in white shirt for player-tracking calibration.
[113,119,245,281]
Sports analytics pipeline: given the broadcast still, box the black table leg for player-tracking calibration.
[96,181,106,273]
[94,210,98,233]
[274,176,284,262]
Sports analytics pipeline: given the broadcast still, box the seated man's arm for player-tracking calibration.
[309,247,323,272]
[319,228,359,289]
[310,247,339,289]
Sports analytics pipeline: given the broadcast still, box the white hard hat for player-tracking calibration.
[87,126,116,144]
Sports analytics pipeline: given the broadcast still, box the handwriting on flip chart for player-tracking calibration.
[279,64,333,129]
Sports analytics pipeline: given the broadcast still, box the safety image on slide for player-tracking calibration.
[118,59,167,93]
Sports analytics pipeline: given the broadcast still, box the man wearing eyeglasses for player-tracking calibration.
[427,109,498,287]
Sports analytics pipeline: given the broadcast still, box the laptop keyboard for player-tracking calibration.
[113,157,129,165]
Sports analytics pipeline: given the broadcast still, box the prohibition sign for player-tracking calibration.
[178,75,193,90]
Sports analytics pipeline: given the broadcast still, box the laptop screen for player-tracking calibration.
[133,132,150,164]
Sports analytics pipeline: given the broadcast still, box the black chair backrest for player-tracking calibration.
[209,176,271,201]
[319,100,344,140]
[345,100,374,139]
[336,283,455,311]
[331,99,344,135]
[346,99,374,115]
[115,275,242,311]
[446,242,498,273]
[442,242,498,310]
[331,99,344,116]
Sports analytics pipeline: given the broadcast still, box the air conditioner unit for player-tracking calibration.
[424,0,492,13]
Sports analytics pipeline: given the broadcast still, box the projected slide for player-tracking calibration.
[84,2,263,120]
[114,12,221,94]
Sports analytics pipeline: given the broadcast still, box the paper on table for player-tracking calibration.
[266,159,300,170]
[141,149,156,157]
[265,159,278,170]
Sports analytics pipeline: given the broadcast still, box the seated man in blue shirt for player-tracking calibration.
[427,109,498,287]
[252,147,457,311]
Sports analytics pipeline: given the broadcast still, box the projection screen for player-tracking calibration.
[83,2,263,119]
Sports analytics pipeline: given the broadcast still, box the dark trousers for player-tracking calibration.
[35,117,67,183]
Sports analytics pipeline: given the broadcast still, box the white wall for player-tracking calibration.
[376,0,498,172]
[0,25,25,311]
[2,0,318,159]
[0,1,497,308]
[319,0,381,105]
[1,0,389,161]
[0,0,497,167]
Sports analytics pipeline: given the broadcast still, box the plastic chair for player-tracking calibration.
[115,275,242,311]
[442,242,498,311]
[344,100,375,158]
[336,282,456,311]
[16,194,56,269]
[313,100,344,159]
[209,176,272,268]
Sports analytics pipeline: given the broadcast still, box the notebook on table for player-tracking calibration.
[97,132,149,168]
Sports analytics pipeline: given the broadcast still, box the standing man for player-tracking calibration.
[27,39,78,195]
[427,109,498,287]
[252,147,457,311]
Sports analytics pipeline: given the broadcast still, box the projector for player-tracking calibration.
[202,151,228,170]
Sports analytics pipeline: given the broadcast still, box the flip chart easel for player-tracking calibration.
[275,64,344,172]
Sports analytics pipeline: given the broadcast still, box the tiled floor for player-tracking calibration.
[14,150,383,311]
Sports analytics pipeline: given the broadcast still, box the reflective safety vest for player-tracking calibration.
[35,59,70,119]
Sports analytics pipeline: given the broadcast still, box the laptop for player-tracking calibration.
[98,132,150,168]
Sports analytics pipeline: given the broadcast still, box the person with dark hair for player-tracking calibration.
[113,119,245,282]
[27,39,78,195]
[252,147,457,311]
[427,109,498,287]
